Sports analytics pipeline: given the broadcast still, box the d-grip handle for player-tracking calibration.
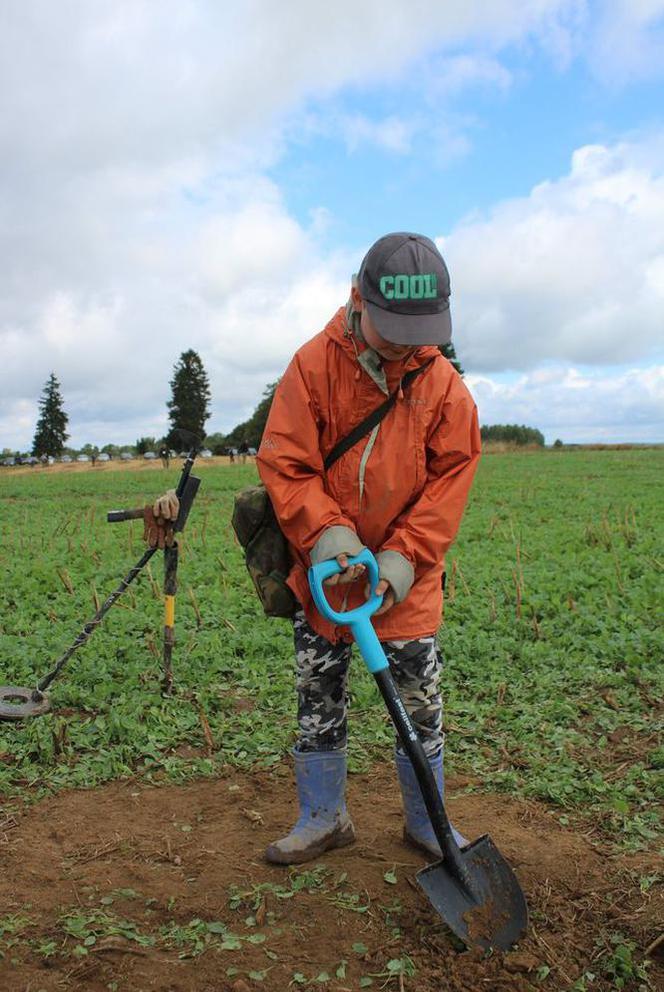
[308,549,388,674]
[308,548,382,622]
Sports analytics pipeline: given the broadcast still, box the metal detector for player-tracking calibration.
[0,441,201,721]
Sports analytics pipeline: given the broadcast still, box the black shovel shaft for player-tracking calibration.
[373,667,476,895]
[35,546,158,694]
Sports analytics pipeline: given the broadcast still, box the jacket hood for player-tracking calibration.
[323,305,440,376]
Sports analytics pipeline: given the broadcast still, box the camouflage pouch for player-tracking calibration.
[231,484,296,618]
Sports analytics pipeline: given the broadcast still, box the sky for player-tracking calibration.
[1,0,663,449]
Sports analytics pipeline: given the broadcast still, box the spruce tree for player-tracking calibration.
[224,381,278,450]
[439,341,464,376]
[31,373,69,456]
[165,350,211,448]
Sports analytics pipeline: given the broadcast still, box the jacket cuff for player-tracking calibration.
[310,526,365,564]
[376,550,414,604]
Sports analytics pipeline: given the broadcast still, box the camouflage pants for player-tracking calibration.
[294,610,443,758]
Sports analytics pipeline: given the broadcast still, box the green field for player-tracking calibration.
[0,451,662,848]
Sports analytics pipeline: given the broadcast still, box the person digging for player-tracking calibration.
[154,233,481,865]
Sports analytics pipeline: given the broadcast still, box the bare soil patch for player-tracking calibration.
[1,763,661,992]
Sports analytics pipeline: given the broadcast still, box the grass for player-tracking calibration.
[0,451,662,850]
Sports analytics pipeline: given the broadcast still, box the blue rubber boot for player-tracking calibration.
[395,749,468,858]
[265,749,355,865]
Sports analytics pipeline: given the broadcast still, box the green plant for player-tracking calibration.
[0,452,661,857]
[599,935,651,989]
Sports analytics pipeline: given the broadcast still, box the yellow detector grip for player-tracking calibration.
[164,595,175,627]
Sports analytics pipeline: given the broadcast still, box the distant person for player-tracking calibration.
[159,445,170,470]
[228,447,236,464]
[91,452,97,467]
[238,439,249,465]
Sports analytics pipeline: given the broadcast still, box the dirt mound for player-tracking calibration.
[1,763,661,991]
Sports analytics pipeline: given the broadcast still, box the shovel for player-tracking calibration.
[308,549,528,951]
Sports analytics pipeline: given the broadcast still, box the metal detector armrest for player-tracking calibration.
[106,476,200,529]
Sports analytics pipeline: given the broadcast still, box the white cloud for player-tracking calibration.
[338,115,416,155]
[443,138,664,372]
[0,174,353,448]
[428,54,513,95]
[2,2,664,449]
[589,0,664,83]
[467,364,664,442]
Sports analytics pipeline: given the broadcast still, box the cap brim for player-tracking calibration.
[365,300,452,347]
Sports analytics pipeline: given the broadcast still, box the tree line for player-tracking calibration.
[14,342,545,460]
[25,350,214,459]
[480,424,545,446]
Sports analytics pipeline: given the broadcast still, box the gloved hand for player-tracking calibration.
[323,552,394,614]
[153,489,179,521]
[143,505,175,549]
[323,552,365,586]
[368,579,395,616]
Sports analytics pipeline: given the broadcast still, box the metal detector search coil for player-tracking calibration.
[0,685,51,721]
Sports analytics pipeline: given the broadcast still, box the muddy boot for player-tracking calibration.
[395,749,468,859]
[265,749,356,865]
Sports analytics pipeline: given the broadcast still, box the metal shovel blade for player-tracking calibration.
[417,833,528,951]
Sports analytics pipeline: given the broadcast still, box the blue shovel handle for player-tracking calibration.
[309,548,477,895]
[308,549,389,674]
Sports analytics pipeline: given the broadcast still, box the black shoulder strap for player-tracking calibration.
[323,357,435,471]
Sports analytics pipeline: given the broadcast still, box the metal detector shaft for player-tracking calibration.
[159,450,198,693]
[35,447,199,700]
[34,546,158,696]
[162,543,178,695]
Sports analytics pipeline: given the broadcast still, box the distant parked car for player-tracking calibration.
[120,451,133,461]
[76,454,90,462]
[200,449,213,458]
[143,451,157,460]
[61,455,73,463]
[97,452,110,462]
[248,447,257,456]
[3,458,15,466]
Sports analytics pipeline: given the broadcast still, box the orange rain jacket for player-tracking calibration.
[257,306,481,644]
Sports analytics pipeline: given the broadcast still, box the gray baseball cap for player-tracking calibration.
[357,232,452,346]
